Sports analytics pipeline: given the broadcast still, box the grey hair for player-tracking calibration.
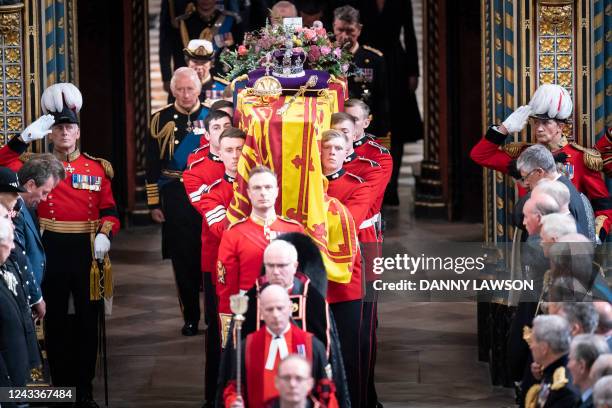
[593,375,612,407]
[533,180,570,209]
[532,314,571,354]
[0,217,13,244]
[591,355,612,382]
[541,213,577,240]
[18,153,66,187]
[264,239,298,263]
[517,144,557,174]
[570,334,609,370]
[170,67,202,93]
[560,303,600,334]
[271,1,297,17]
[532,193,560,216]
[333,5,360,24]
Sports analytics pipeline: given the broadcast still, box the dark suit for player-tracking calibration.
[13,198,45,305]
[0,260,40,388]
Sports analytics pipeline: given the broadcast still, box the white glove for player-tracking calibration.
[20,114,55,143]
[41,83,83,114]
[94,233,111,261]
[502,105,532,133]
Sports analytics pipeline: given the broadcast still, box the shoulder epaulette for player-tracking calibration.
[346,172,365,183]
[550,366,569,391]
[357,157,381,167]
[279,216,302,226]
[83,153,114,179]
[191,143,210,154]
[363,45,383,57]
[213,76,230,86]
[570,142,603,171]
[367,140,390,154]
[152,103,173,116]
[227,217,248,230]
[19,152,35,163]
[502,142,529,159]
[204,178,222,194]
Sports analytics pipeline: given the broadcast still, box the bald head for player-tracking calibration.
[260,284,292,335]
[593,301,612,336]
[532,180,570,213]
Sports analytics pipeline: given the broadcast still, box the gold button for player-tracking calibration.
[174,127,178,131]
[88,204,93,208]
[52,217,56,221]
[50,210,54,214]
[85,163,89,167]
[48,195,53,199]
[365,59,370,63]
[86,169,90,173]
[49,203,54,207]
[173,114,178,119]
[174,140,179,144]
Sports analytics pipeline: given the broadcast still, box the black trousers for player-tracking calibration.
[42,231,99,399]
[384,139,404,202]
[360,285,379,408]
[331,299,362,408]
[202,272,220,405]
[161,181,202,324]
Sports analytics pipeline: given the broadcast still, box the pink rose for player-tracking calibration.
[333,47,342,59]
[342,64,349,73]
[315,27,327,37]
[320,46,331,56]
[308,45,321,62]
[238,45,248,56]
[295,26,304,33]
[294,47,304,53]
[303,29,317,41]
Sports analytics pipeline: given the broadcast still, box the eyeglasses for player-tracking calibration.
[520,168,541,184]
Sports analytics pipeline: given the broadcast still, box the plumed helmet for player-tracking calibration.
[41,83,83,114]
[528,83,572,121]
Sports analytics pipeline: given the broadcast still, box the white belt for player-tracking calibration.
[360,213,381,230]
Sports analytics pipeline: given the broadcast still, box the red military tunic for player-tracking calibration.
[325,169,370,303]
[353,134,393,213]
[0,138,120,237]
[194,174,235,274]
[216,216,304,338]
[186,142,210,168]
[595,128,612,177]
[470,126,612,236]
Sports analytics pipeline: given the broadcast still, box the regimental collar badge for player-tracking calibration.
[208,152,223,162]
[224,173,235,183]
[344,152,357,163]
[326,168,345,181]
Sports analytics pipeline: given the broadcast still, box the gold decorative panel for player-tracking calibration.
[0,4,25,146]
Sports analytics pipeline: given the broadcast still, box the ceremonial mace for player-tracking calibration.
[97,259,109,407]
[230,294,249,400]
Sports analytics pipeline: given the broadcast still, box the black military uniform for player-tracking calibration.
[177,3,244,62]
[348,44,390,139]
[524,355,578,408]
[146,102,208,335]
[159,0,192,86]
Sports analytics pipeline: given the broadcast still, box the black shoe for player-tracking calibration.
[383,193,399,206]
[181,322,199,336]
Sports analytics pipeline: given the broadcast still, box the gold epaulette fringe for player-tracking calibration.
[502,142,529,158]
[19,152,35,162]
[150,112,176,159]
[570,142,603,171]
[83,153,114,179]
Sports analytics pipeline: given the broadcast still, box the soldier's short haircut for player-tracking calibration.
[532,314,571,354]
[18,153,66,187]
[211,99,233,111]
[560,303,600,334]
[248,165,276,182]
[533,180,570,209]
[334,5,360,24]
[218,127,246,144]
[331,112,355,127]
[170,66,202,93]
[321,129,349,145]
[570,334,609,370]
[264,239,298,263]
[517,144,557,174]
[593,375,612,407]
[204,109,232,132]
[541,213,577,240]
[344,98,370,119]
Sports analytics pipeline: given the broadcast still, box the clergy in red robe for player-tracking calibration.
[221,285,336,408]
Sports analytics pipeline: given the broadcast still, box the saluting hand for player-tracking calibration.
[20,114,55,143]
[500,105,532,134]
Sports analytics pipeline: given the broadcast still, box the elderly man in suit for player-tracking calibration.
[13,154,66,321]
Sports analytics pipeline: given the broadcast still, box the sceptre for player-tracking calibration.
[230,294,249,399]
